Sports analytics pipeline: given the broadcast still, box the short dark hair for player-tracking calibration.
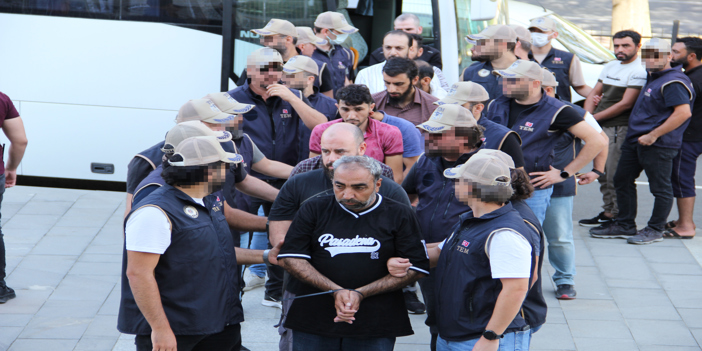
[161,160,224,187]
[505,42,516,52]
[336,84,374,106]
[454,125,485,149]
[410,33,423,48]
[613,30,642,46]
[384,30,413,48]
[415,60,434,80]
[509,168,534,201]
[677,37,702,61]
[313,26,324,34]
[383,57,418,81]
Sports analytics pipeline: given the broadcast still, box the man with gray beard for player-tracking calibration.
[277,155,429,351]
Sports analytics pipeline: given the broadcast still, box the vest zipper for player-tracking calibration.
[430,180,447,223]
[443,192,454,218]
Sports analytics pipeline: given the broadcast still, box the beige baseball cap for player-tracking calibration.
[246,47,284,67]
[642,38,671,53]
[168,136,243,167]
[465,25,517,44]
[528,17,557,32]
[416,104,478,133]
[162,121,232,152]
[175,99,237,124]
[493,60,544,80]
[283,55,320,75]
[471,149,516,169]
[297,26,327,45]
[508,24,532,44]
[314,11,358,34]
[435,82,490,106]
[251,19,298,37]
[541,68,559,87]
[443,153,512,187]
[203,92,255,114]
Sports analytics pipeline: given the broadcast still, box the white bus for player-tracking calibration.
[0,0,613,188]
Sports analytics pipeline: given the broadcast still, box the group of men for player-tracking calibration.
[114,9,700,351]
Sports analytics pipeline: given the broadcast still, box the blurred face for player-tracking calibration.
[502,77,533,100]
[320,132,362,176]
[471,39,503,61]
[671,42,691,68]
[613,37,638,62]
[337,101,372,128]
[383,34,414,60]
[642,49,671,72]
[260,34,289,55]
[455,178,474,204]
[424,130,461,157]
[298,42,317,57]
[282,71,311,90]
[383,73,415,104]
[203,121,226,131]
[394,19,421,34]
[249,61,283,89]
[205,162,228,193]
[333,165,381,212]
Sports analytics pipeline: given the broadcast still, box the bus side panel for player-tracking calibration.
[0,14,222,111]
[19,102,176,181]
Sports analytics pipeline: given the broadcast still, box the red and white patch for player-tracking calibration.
[525,122,533,127]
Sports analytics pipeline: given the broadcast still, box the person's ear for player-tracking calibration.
[417,46,424,57]
[412,75,420,86]
[473,103,484,115]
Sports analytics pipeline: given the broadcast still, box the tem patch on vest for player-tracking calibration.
[478,69,490,77]
[184,206,199,218]
[456,240,470,254]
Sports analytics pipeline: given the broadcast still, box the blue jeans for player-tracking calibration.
[542,196,575,286]
[240,206,268,277]
[291,330,395,351]
[437,331,531,351]
[524,188,553,226]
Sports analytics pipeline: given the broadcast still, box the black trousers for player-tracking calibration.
[135,324,241,351]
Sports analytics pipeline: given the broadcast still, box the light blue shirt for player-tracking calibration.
[379,111,425,157]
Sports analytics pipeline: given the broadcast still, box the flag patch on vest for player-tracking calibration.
[184,206,199,218]
[552,57,564,64]
[462,240,470,247]
[520,121,535,132]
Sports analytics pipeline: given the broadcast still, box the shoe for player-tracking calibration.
[403,290,426,314]
[262,295,282,309]
[0,283,16,304]
[555,284,576,300]
[242,269,266,292]
[589,223,636,239]
[627,227,664,245]
[579,212,614,227]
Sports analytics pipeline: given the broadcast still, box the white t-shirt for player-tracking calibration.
[355,61,448,98]
[126,198,205,254]
[438,230,532,279]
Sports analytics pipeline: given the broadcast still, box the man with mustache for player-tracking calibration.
[372,57,439,127]
[309,84,405,183]
[580,30,647,230]
[268,123,411,351]
[277,155,429,351]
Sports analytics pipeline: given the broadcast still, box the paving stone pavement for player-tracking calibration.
[0,183,700,350]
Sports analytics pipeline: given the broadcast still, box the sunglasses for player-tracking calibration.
[259,63,283,72]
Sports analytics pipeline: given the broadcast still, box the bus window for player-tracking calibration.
[455,0,507,74]
[400,0,435,47]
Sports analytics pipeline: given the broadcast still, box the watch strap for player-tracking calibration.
[591,169,605,177]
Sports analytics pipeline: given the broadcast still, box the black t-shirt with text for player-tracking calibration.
[278,194,430,338]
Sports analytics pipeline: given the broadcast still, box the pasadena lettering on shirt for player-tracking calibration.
[278,194,430,338]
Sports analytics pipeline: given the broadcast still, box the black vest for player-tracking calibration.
[118,185,243,335]
[478,116,521,151]
[435,203,536,341]
[538,48,575,102]
[462,61,503,101]
[551,101,585,197]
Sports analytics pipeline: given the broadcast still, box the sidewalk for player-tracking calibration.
[0,184,700,350]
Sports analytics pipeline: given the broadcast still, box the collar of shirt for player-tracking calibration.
[337,194,384,218]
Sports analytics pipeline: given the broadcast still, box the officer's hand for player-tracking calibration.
[638,133,657,146]
[592,94,602,106]
[151,327,177,351]
[387,257,411,277]
[4,170,16,188]
[577,172,599,185]
[333,290,358,324]
[269,240,284,266]
[267,84,297,102]
[472,336,499,351]
[529,166,565,189]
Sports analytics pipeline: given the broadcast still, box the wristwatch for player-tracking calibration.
[482,330,504,340]
[560,170,571,179]
[591,169,605,177]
